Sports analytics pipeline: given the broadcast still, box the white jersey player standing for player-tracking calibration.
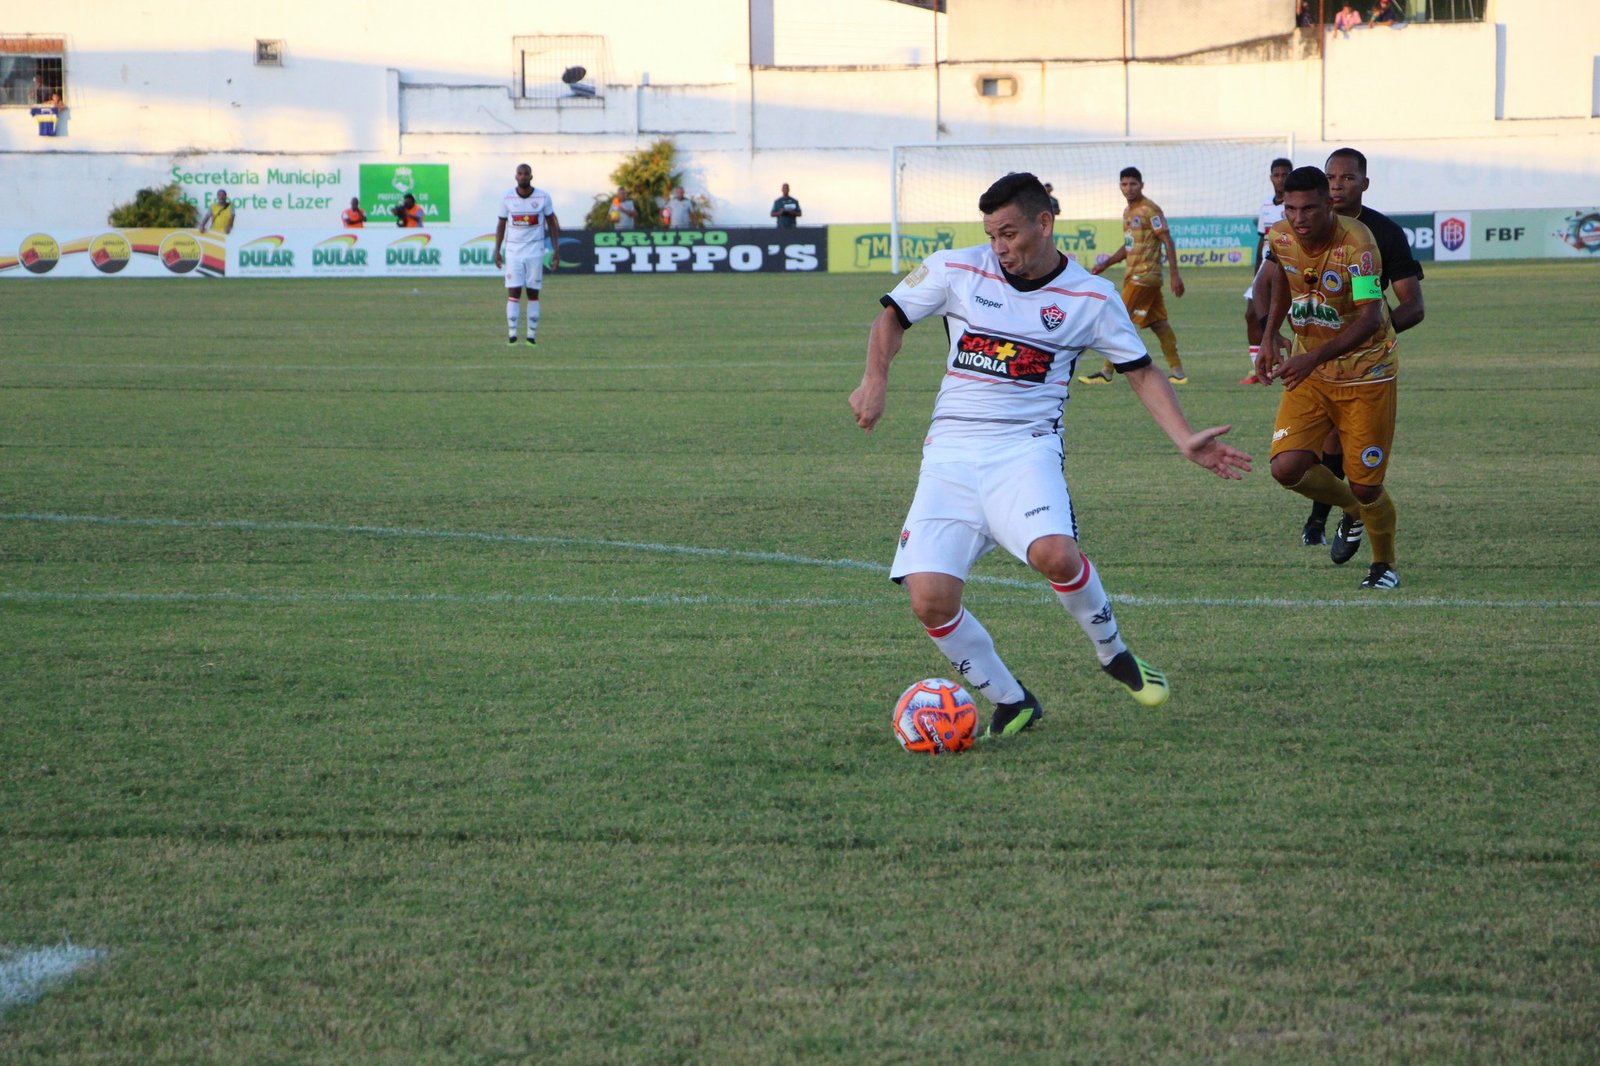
[1242,156,1292,383]
[849,172,1251,737]
[494,163,561,346]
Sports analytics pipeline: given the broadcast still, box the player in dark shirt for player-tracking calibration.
[1299,147,1426,546]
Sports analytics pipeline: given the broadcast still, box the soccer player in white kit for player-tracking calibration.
[1242,157,1292,383]
[849,173,1252,737]
[494,164,561,346]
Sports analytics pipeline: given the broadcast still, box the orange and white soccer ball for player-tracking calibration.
[893,678,978,755]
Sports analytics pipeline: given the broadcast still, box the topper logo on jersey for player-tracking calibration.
[1039,304,1066,331]
[974,294,1003,308]
[954,331,1051,382]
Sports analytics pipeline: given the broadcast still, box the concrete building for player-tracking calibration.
[1,0,1595,230]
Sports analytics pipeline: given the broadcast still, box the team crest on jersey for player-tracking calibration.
[1130,216,1143,229]
[1360,446,1385,468]
[1321,270,1343,293]
[1039,304,1066,331]
[899,529,910,550]
[953,331,1052,383]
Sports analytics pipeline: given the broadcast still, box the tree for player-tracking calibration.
[584,139,708,231]
[107,183,199,228]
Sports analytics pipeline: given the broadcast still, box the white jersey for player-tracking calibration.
[1258,194,1285,235]
[884,245,1149,455]
[499,187,556,253]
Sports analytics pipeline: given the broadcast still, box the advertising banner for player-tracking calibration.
[558,227,827,274]
[228,229,502,278]
[1389,213,1436,262]
[169,161,349,225]
[1167,217,1255,269]
[359,164,453,225]
[0,228,227,278]
[827,221,1122,274]
[1433,212,1472,261]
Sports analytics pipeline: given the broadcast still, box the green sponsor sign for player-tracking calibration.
[359,164,451,224]
[1167,217,1255,269]
[827,221,1120,274]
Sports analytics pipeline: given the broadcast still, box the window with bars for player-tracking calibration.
[0,35,65,107]
[513,34,606,108]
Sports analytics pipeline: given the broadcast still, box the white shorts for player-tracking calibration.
[889,435,1079,583]
[504,251,545,291]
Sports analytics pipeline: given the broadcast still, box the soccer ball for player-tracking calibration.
[893,678,978,755]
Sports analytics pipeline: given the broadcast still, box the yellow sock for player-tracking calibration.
[1290,465,1360,511]
[1156,326,1182,372]
[1360,489,1397,564]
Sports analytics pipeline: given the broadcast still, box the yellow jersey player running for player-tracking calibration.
[1080,166,1186,385]
[1256,166,1400,589]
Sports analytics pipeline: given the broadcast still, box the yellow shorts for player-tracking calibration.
[1121,281,1168,329]
[1270,376,1397,485]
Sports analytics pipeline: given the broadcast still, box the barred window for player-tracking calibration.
[513,34,606,109]
[0,35,65,107]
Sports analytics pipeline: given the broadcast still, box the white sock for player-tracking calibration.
[924,607,1025,706]
[1248,344,1260,370]
[527,300,542,340]
[1050,555,1128,666]
[506,297,521,336]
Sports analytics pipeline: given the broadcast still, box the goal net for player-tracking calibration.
[890,136,1294,272]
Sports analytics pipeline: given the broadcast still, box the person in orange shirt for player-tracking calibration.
[392,193,423,228]
[1080,166,1187,385]
[341,197,367,228]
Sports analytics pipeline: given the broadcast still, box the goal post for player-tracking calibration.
[889,135,1295,273]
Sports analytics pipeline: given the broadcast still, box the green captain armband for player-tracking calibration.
[1351,272,1382,300]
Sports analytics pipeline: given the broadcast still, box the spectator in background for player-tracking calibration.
[663,186,693,230]
[31,91,61,137]
[393,193,423,227]
[1370,0,1401,24]
[1295,0,1317,27]
[1334,1,1362,33]
[771,183,802,228]
[610,188,636,231]
[1045,182,1061,216]
[199,189,235,234]
[341,197,367,228]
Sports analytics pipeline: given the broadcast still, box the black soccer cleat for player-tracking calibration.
[1359,563,1400,589]
[525,336,538,347]
[985,687,1042,739]
[507,335,519,346]
[1329,512,1365,565]
[1301,516,1327,546]
[1102,651,1170,708]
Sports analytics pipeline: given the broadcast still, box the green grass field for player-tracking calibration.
[3,262,1597,1063]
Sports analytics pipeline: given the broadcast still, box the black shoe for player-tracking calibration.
[507,335,518,346]
[986,687,1042,738]
[1329,512,1365,565]
[1101,650,1170,708]
[525,336,537,347]
[1359,563,1400,589]
[1301,516,1327,546]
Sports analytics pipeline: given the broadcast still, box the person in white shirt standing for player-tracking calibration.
[848,172,1251,737]
[1241,157,1292,383]
[494,164,561,346]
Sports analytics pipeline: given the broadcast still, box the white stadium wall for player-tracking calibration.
[1,0,1596,237]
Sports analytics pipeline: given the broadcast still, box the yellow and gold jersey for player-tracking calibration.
[1122,198,1168,289]
[1267,214,1397,384]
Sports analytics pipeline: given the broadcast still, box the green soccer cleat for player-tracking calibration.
[1076,370,1114,385]
[1102,651,1170,708]
[984,687,1042,739]
[1168,370,1188,385]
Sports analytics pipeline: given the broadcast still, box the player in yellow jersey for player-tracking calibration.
[1256,166,1400,589]
[1079,167,1186,385]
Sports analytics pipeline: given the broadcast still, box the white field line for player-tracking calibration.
[2,511,1596,611]
[0,945,105,1016]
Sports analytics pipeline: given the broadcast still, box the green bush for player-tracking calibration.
[584,139,711,230]
[108,183,200,228]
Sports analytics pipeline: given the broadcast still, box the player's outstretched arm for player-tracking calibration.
[1124,364,1252,480]
[850,306,907,432]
